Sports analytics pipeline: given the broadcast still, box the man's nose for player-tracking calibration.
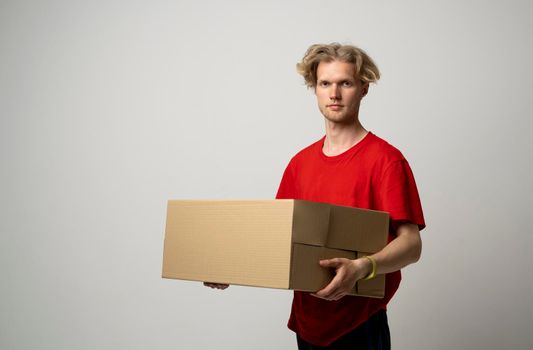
[330,85,341,100]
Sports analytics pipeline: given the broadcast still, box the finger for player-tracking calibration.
[314,276,341,299]
[203,282,229,289]
[331,288,348,300]
[310,292,334,300]
[211,284,228,289]
[315,285,337,299]
[315,286,346,301]
[311,290,344,301]
[319,258,342,268]
[331,292,346,301]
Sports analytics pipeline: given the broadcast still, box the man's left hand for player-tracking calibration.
[312,257,371,301]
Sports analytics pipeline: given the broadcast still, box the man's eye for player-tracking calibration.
[343,81,353,87]
[319,81,329,87]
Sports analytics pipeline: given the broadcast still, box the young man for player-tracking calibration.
[206,43,425,350]
[275,43,426,349]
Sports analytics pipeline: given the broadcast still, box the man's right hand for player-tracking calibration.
[203,282,229,290]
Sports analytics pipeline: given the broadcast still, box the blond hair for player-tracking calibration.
[296,43,380,88]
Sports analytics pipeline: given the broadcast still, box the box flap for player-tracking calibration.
[327,205,389,253]
[292,200,330,246]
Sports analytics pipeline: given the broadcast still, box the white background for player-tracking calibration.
[1,1,532,349]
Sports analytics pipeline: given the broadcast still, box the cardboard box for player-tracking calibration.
[162,200,389,298]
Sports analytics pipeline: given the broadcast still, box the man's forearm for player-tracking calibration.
[369,223,422,275]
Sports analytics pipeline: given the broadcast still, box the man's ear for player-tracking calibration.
[361,82,369,97]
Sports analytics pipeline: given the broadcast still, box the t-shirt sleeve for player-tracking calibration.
[378,159,426,231]
[276,160,296,199]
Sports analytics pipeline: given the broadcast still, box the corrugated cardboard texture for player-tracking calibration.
[163,200,294,288]
[163,199,389,298]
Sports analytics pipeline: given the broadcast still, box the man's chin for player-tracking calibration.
[323,114,356,125]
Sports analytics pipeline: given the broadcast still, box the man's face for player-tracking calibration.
[315,60,368,125]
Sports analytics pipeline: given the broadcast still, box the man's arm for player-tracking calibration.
[313,222,422,301]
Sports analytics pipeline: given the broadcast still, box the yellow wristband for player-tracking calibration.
[362,256,377,281]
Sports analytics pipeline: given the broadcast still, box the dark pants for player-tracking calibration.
[296,309,391,350]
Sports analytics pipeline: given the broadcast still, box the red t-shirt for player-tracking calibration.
[276,131,426,346]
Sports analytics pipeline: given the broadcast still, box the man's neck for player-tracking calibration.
[323,120,368,157]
